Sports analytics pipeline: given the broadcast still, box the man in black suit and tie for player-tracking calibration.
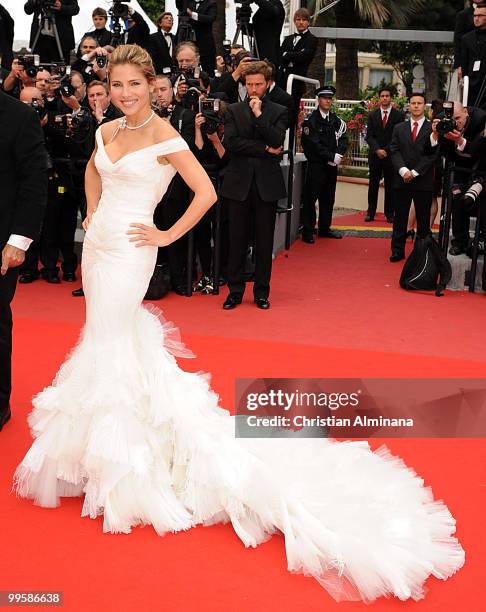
[279,7,317,144]
[453,2,475,78]
[179,0,217,75]
[459,3,486,108]
[24,0,79,64]
[365,88,405,222]
[147,12,176,74]
[220,61,288,310]
[389,93,438,262]
[0,90,47,431]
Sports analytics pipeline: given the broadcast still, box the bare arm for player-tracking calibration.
[128,149,217,247]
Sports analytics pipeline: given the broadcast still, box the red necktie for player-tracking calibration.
[411,121,419,142]
[382,110,388,128]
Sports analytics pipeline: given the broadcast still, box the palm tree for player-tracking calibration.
[308,0,425,99]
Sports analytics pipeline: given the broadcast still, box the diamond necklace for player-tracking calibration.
[120,110,155,130]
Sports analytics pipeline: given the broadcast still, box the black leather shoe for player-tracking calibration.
[18,272,39,284]
[63,271,77,282]
[223,294,242,310]
[0,405,11,432]
[72,287,84,297]
[389,252,405,262]
[386,216,394,223]
[449,244,465,256]
[254,298,270,310]
[319,229,343,239]
[364,215,374,222]
[302,234,315,244]
[174,285,191,296]
[41,270,61,284]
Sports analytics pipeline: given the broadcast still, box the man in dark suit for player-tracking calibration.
[0,3,14,71]
[179,0,217,75]
[460,3,486,108]
[0,90,47,431]
[220,61,288,310]
[147,12,176,74]
[265,61,294,128]
[365,88,405,222]
[125,7,150,49]
[252,0,285,67]
[454,2,475,76]
[279,6,317,145]
[24,0,79,64]
[389,93,438,262]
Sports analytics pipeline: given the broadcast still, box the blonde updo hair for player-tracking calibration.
[108,44,156,82]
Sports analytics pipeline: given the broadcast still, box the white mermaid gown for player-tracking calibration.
[14,129,465,603]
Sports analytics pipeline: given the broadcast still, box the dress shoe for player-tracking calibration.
[174,285,190,296]
[223,294,242,310]
[254,298,270,310]
[406,229,416,242]
[41,270,61,284]
[18,272,39,284]
[319,229,342,239]
[72,287,84,297]
[364,215,374,222]
[449,244,465,256]
[302,234,315,244]
[386,216,394,223]
[63,271,77,282]
[0,405,11,432]
[389,252,405,262]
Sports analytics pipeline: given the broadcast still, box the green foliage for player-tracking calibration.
[139,0,163,23]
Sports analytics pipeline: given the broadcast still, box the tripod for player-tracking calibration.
[31,5,63,61]
[233,5,259,58]
[109,16,127,48]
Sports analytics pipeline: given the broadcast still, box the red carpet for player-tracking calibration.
[3,237,485,611]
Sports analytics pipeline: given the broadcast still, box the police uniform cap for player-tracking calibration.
[315,85,336,98]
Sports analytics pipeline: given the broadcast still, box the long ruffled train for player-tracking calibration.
[14,306,465,603]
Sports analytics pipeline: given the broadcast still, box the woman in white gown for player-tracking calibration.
[14,45,465,603]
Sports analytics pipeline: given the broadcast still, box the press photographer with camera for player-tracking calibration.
[72,37,109,84]
[220,60,288,310]
[214,49,258,103]
[24,0,79,64]
[176,0,217,75]
[2,56,37,97]
[430,100,486,256]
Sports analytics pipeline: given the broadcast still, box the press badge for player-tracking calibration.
[473,61,481,72]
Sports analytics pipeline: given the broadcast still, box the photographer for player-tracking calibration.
[193,82,228,292]
[430,101,486,255]
[123,5,150,49]
[176,0,216,74]
[2,57,37,97]
[459,3,486,108]
[214,49,258,103]
[252,0,285,66]
[147,12,176,74]
[72,37,108,84]
[24,0,79,64]
[220,60,288,310]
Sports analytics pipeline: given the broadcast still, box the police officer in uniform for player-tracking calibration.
[301,86,348,243]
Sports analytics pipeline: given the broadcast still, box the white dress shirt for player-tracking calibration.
[7,235,32,251]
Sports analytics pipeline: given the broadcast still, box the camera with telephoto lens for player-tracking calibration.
[38,0,58,10]
[182,86,201,112]
[222,40,232,67]
[464,177,484,206]
[109,0,129,20]
[436,101,457,136]
[199,98,223,135]
[17,54,41,78]
[235,0,253,26]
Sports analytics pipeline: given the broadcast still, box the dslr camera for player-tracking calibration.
[17,54,41,78]
[199,98,223,135]
[30,99,47,121]
[436,101,457,136]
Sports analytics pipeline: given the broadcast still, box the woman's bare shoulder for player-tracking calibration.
[153,116,181,143]
[99,118,123,144]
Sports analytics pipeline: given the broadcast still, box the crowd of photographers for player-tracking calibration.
[1,0,486,301]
